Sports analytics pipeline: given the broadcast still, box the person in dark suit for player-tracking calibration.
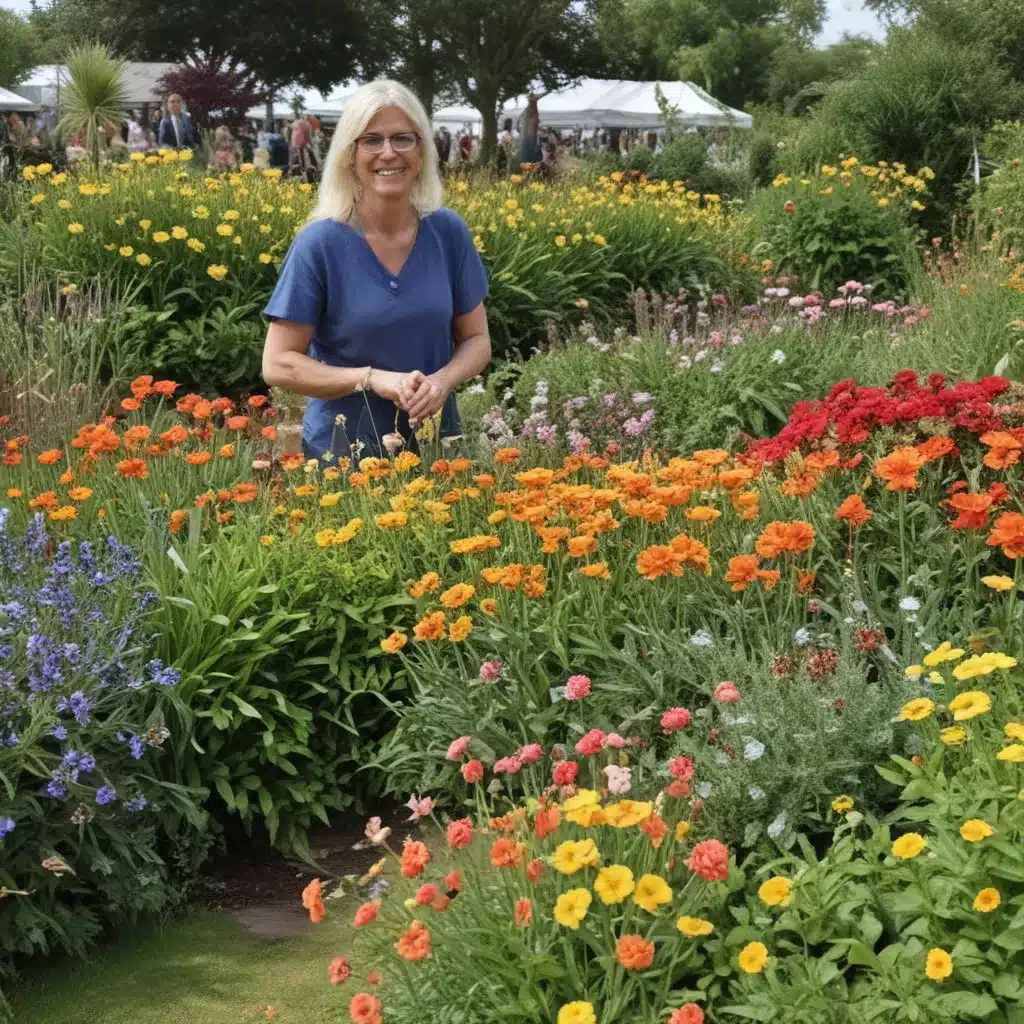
[158,94,197,149]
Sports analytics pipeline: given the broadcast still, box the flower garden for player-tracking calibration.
[3,142,1024,1024]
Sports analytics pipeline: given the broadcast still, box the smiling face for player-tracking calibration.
[353,106,422,204]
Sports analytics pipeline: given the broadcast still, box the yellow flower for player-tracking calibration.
[677,916,714,937]
[314,528,336,548]
[973,888,1000,912]
[118,245,134,257]
[831,795,854,813]
[1005,722,1024,741]
[925,948,952,982]
[380,632,408,654]
[593,234,607,246]
[334,518,363,543]
[170,225,188,239]
[151,230,170,243]
[187,238,206,252]
[891,833,927,859]
[553,888,592,929]
[953,654,1016,681]
[982,575,1014,591]
[675,820,691,841]
[57,199,72,209]
[139,219,152,230]
[738,941,769,974]
[206,264,229,281]
[448,615,472,642]
[904,664,924,680]
[319,492,342,507]
[258,253,273,264]
[554,235,567,247]
[222,209,240,221]
[923,641,964,667]
[947,690,992,720]
[480,598,498,616]
[488,509,507,525]
[260,535,275,545]
[877,198,889,207]
[375,510,408,529]
[758,876,793,907]
[591,861,637,907]
[959,819,993,843]
[136,253,152,266]
[557,1002,596,1024]
[553,839,600,875]
[898,697,935,721]
[67,223,84,234]
[603,800,653,828]
[440,583,476,608]
[997,744,1024,762]
[939,726,968,746]
[632,873,672,913]
[216,223,234,236]
[29,193,45,205]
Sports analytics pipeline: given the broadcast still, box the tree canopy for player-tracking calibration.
[0,9,38,88]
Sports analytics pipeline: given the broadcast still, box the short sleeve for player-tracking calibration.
[443,211,489,316]
[263,225,327,326]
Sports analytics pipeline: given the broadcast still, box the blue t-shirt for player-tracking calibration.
[263,207,488,461]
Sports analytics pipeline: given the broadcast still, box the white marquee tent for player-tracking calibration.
[0,86,37,112]
[245,84,357,124]
[504,79,752,130]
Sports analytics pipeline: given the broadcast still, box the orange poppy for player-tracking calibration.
[980,431,1023,470]
[916,435,955,463]
[226,415,249,431]
[129,375,153,400]
[29,491,59,511]
[248,394,269,408]
[232,482,259,503]
[395,920,431,961]
[670,534,711,573]
[185,451,212,466]
[120,397,142,412]
[949,492,993,530]
[616,935,655,970]
[514,897,533,927]
[159,424,188,446]
[261,426,277,441]
[490,837,525,869]
[37,449,62,465]
[152,379,178,398]
[755,520,816,558]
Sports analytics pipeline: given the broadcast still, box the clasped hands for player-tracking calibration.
[367,368,451,429]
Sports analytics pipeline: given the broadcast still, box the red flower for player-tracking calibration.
[349,992,382,1024]
[575,729,606,756]
[444,870,463,892]
[352,901,379,927]
[687,839,730,881]
[660,707,691,733]
[668,756,694,780]
[415,883,438,906]
[490,838,523,869]
[988,512,1024,558]
[527,858,545,883]
[447,818,473,849]
[395,919,431,961]
[669,1006,705,1024]
[834,494,872,528]
[949,491,993,530]
[552,760,579,786]
[461,759,484,784]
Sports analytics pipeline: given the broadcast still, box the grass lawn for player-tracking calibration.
[10,909,355,1024]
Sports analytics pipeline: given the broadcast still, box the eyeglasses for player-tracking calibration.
[356,132,420,154]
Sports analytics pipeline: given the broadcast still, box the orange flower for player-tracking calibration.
[757,568,781,590]
[349,992,382,1024]
[185,451,212,466]
[328,956,351,985]
[686,506,722,523]
[399,840,431,878]
[616,934,655,970]
[37,449,62,465]
[834,494,871,527]
[445,870,463,892]
[68,486,93,501]
[731,490,760,520]
[670,534,711,573]
[29,491,59,511]
[636,545,683,580]
[248,394,269,408]
[226,415,250,431]
[515,467,556,489]
[534,804,561,841]
[717,467,753,490]
[804,450,839,471]
[414,611,446,641]
[6,488,22,499]
[49,505,77,522]
[755,520,815,558]
[567,535,598,557]
[169,509,188,533]
[724,554,760,591]
[980,430,1023,470]
[916,435,955,463]
[780,469,821,498]
[987,512,1024,558]
[641,813,668,849]
[192,400,212,420]
[261,426,277,441]
[120,397,142,412]
[59,468,73,484]
[232,482,259,503]
[579,561,610,579]
[216,511,234,525]
[160,424,188,446]
[796,570,816,595]
[950,492,994,530]
[873,448,925,491]
[514,898,533,927]
[352,901,379,927]
[129,374,153,400]
[210,397,234,415]
[3,452,22,467]
[301,878,323,910]
[152,379,178,398]
[494,447,522,465]
[490,837,524,869]
[395,919,431,961]
[124,425,152,451]
[116,458,148,479]
[693,448,729,467]
[280,453,305,471]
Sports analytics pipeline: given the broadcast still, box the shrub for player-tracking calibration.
[749,158,928,297]
[0,513,206,969]
[980,121,1024,250]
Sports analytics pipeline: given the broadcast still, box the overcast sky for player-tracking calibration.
[3,0,887,45]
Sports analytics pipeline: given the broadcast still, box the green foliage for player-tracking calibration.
[0,9,37,89]
[980,121,1024,249]
[57,44,129,169]
[765,36,880,114]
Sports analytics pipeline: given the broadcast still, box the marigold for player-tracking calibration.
[980,430,1022,470]
[668,1005,705,1024]
[380,632,408,654]
[925,947,953,982]
[898,697,935,721]
[987,511,1024,557]
[68,486,93,501]
[557,1002,595,1024]
[579,561,610,579]
[37,448,62,465]
[724,554,760,591]
[440,582,476,608]
[185,451,212,466]
[448,615,472,642]
[409,571,441,597]
[677,916,714,937]
[636,544,683,579]
[755,520,815,558]
[616,934,655,970]
[480,597,499,614]
[738,941,769,974]
[413,611,446,641]
[449,534,501,555]
[116,458,148,479]
[49,505,77,521]
[891,832,926,858]
[687,839,729,881]
[982,574,1015,591]
[973,887,1000,912]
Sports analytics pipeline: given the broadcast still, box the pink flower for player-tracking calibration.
[565,674,591,701]
[714,681,741,703]
[553,760,579,785]
[687,838,729,881]
[446,736,471,761]
[668,755,694,781]
[446,818,473,849]
[518,743,544,764]
[461,759,484,784]
[660,707,691,733]
[803,293,821,307]
[405,794,434,821]
[493,755,523,774]
[603,764,632,794]
[575,729,606,756]
[479,659,503,683]
[603,732,626,749]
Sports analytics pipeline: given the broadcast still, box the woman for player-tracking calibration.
[262,80,491,464]
[212,125,240,169]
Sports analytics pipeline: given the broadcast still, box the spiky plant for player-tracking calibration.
[57,44,128,168]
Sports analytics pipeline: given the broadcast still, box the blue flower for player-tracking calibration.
[690,630,714,647]
[793,627,811,646]
[53,725,68,741]
[46,776,68,798]
[0,815,14,839]
[124,794,147,813]
[95,785,117,806]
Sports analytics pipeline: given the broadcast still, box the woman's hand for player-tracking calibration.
[405,372,452,427]
[368,369,417,409]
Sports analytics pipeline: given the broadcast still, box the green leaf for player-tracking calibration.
[214,777,236,810]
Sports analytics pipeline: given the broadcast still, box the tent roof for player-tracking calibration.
[245,84,355,123]
[504,79,752,129]
[0,86,37,112]
[18,63,175,107]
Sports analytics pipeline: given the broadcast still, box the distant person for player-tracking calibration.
[290,114,313,177]
[518,93,542,167]
[439,127,452,164]
[127,110,149,152]
[213,125,240,169]
[158,94,197,149]
[458,132,473,164]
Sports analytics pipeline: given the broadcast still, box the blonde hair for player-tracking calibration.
[309,80,443,224]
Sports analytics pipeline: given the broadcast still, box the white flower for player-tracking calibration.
[770,349,786,364]
[714,752,730,766]
[899,596,920,612]
[748,786,765,801]
[767,811,787,839]
[690,629,714,647]
[698,782,713,799]
[794,627,811,646]
[743,739,766,761]
[603,764,632,795]
[710,359,724,373]
[851,600,868,614]
[467,382,485,394]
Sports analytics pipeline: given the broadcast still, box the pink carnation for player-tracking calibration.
[687,838,730,881]
[552,760,579,785]
[565,674,591,701]
[660,707,691,733]
[446,736,471,761]
[575,729,606,756]
[714,681,741,703]
[493,755,523,774]
[479,659,503,683]
[603,732,626,749]
[668,755,695,781]
[518,743,544,764]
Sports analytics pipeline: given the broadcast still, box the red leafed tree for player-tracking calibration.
[158,57,264,131]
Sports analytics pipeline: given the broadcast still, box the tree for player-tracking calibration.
[158,58,264,131]
[0,9,38,88]
[26,0,104,64]
[77,0,378,94]
[766,35,880,113]
[58,43,128,167]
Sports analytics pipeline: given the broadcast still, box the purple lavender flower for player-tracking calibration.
[53,725,68,741]
[95,785,117,806]
[46,776,68,798]
[146,659,180,687]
